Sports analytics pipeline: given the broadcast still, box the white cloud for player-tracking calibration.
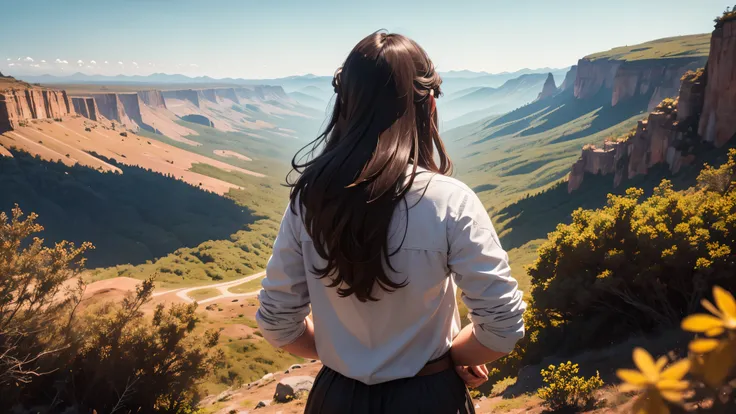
[55,58,69,64]
[8,63,16,67]
[189,63,199,68]
[77,60,84,66]
[24,57,34,62]
[104,61,109,64]
[118,61,123,65]
[30,64,40,68]
[5,58,9,61]
[40,59,46,63]
[86,65,94,69]
[132,61,139,67]
[90,60,97,64]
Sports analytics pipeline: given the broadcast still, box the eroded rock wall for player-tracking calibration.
[137,90,167,109]
[699,20,736,147]
[0,88,75,130]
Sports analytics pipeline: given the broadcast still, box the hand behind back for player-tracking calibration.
[454,364,489,389]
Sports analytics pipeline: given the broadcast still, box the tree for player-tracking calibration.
[0,205,223,413]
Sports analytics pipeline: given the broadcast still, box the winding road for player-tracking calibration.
[151,271,265,304]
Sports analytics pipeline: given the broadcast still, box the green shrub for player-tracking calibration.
[537,361,603,411]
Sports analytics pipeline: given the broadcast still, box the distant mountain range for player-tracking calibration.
[16,66,570,92]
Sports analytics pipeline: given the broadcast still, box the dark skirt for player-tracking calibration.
[304,365,476,414]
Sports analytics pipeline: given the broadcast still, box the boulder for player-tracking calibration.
[255,399,270,409]
[288,364,302,370]
[261,373,274,381]
[273,375,315,403]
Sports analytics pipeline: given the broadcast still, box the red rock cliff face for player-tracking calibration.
[574,58,621,99]
[575,56,706,107]
[71,97,100,122]
[137,90,167,109]
[567,50,717,192]
[699,20,736,147]
[0,88,75,130]
[118,93,146,129]
[90,94,138,130]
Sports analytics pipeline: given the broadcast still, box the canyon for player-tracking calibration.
[567,20,735,193]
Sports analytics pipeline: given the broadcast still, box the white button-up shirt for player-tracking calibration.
[256,167,526,385]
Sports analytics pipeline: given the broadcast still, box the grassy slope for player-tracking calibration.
[444,89,649,225]
[586,33,710,61]
[229,276,266,294]
[90,125,291,288]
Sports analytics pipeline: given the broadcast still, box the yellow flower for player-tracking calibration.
[616,348,690,414]
[681,286,736,353]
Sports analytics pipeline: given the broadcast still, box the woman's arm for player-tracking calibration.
[447,190,527,366]
[450,324,509,366]
[256,205,314,355]
[280,316,319,360]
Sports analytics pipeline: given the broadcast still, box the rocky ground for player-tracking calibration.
[196,359,638,414]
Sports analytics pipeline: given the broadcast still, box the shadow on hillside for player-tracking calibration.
[0,149,258,268]
[497,141,736,251]
[543,93,650,144]
[473,90,650,146]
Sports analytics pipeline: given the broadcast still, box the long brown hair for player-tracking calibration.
[287,31,453,302]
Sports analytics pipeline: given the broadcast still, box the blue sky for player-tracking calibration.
[0,0,729,79]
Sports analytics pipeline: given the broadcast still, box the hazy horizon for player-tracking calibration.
[1,0,729,79]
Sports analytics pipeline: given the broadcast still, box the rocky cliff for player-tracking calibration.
[161,89,201,108]
[215,88,240,104]
[536,73,558,101]
[137,90,167,109]
[575,56,705,108]
[699,20,736,147]
[199,89,218,104]
[560,65,577,92]
[72,97,100,121]
[566,22,735,193]
[89,93,144,130]
[0,87,75,131]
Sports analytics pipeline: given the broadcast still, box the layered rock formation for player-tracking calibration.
[575,56,706,108]
[161,89,201,108]
[536,73,557,101]
[137,90,167,109]
[567,20,736,193]
[560,65,578,92]
[215,88,240,104]
[699,20,736,147]
[89,93,139,129]
[72,97,100,121]
[0,87,75,131]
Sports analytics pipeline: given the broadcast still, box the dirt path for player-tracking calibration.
[152,271,265,304]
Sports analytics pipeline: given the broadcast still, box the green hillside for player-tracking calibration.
[444,89,649,223]
[586,33,710,61]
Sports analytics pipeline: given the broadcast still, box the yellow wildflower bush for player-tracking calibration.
[538,361,604,411]
[618,285,736,413]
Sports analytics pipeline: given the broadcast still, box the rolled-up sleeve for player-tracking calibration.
[255,204,311,348]
[448,190,526,353]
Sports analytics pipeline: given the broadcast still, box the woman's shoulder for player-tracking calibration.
[411,171,476,198]
[409,171,482,215]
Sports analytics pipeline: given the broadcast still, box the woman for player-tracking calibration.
[256,31,526,413]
